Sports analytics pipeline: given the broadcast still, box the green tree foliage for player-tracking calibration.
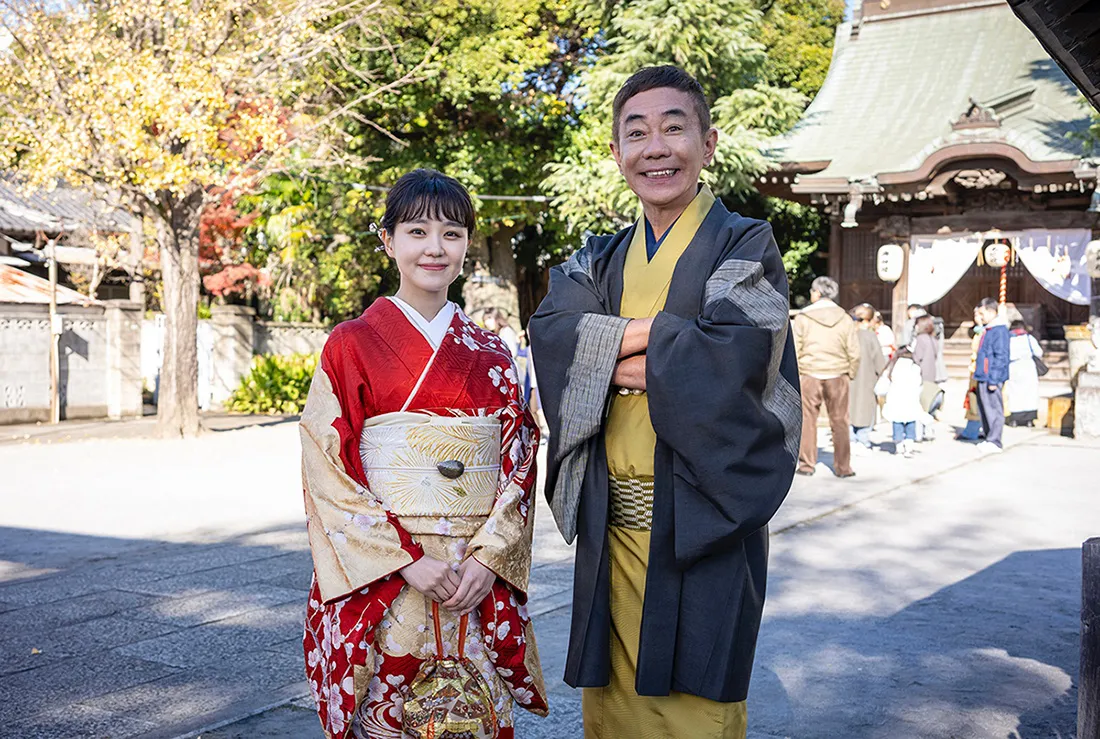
[756,0,847,99]
[543,0,809,234]
[238,175,395,323]
[1072,99,1100,155]
[239,0,598,322]
[741,0,845,293]
[240,0,845,319]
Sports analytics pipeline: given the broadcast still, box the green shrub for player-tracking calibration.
[227,352,318,415]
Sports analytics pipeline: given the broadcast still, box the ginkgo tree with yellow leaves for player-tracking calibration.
[0,0,412,438]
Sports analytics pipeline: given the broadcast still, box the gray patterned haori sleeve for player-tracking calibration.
[705,258,802,461]
[550,313,628,542]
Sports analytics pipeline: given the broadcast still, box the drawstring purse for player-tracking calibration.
[402,601,498,739]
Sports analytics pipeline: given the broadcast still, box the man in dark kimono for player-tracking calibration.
[529,66,800,738]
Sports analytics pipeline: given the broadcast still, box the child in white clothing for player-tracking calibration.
[877,348,934,458]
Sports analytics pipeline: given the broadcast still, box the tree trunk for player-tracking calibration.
[155,191,203,438]
[463,225,522,323]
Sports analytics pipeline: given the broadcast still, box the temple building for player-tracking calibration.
[765,0,1098,383]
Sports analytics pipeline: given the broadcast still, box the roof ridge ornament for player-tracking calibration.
[952,98,1001,130]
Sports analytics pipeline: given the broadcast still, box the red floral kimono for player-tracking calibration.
[300,298,547,738]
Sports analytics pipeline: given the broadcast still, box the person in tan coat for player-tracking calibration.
[849,303,887,452]
[793,276,860,477]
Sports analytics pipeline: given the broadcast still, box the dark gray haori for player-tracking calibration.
[530,199,801,703]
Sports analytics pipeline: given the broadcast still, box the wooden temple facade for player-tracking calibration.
[764,0,1098,349]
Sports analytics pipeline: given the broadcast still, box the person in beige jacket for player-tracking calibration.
[793,276,860,477]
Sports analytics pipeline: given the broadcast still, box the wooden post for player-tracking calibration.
[1082,537,1100,739]
[891,240,910,336]
[828,217,842,282]
[47,238,60,425]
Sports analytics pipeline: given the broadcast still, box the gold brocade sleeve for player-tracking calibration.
[467,384,539,596]
[468,478,536,595]
[300,363,415,604]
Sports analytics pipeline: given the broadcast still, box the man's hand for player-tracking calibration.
[619,317,654,358]
[613,355,646,391]
[401,557,460,603]
[441,558,497,615]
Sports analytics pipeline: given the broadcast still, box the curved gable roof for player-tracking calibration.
[770,1,1090,188]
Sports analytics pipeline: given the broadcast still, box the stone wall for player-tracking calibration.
[3,302,330,424]
[254,321,329,356]
[206,307,329,409]
[0,301,143,424]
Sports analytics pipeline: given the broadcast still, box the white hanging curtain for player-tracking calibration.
[907,235,983,306]
[1015,229,1093,306]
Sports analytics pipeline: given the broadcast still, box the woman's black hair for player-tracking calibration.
[380,169,476,235]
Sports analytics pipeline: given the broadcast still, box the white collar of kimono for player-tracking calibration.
[387,297,456,349]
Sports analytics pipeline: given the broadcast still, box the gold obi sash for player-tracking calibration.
[359,413,501,532]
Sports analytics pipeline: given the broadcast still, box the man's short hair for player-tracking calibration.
[907,303,924,312]
[979,297,999,312]
[811,276,839,301]
[612,65,711,143]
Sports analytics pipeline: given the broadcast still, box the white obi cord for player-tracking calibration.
[359,413,501,518]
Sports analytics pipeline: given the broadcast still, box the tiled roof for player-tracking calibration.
[0,177,136,235]
[770,1,1091,185]
[0,264,100,305]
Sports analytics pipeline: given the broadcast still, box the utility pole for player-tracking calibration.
[47,238,60,424]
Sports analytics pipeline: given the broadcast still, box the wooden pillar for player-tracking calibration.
[828,217,842,281]
[1082,538,1100,739]
[891,240,911,335]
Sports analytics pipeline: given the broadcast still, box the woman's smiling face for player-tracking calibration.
[382,217,468,298]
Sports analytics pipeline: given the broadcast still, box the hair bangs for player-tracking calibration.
[400,189,473,232]
[380,168,476,234]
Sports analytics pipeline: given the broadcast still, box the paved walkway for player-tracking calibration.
[0,417,1094,738]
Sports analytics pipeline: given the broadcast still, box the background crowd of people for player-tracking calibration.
[792,277,1046,476]
[480,307,548,436]
[479,269,1050,477]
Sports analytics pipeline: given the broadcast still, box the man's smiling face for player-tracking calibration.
[609,86,717,212]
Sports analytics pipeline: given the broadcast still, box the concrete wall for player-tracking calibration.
[254,321,329,356]
[141,307,329,413]
[3,302,329,424]
[0,301,143,424]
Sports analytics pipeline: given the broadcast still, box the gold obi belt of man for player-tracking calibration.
[359,413,501,536]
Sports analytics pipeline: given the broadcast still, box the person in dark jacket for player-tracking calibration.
[973,298,1010,452]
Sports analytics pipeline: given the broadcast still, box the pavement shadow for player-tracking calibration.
[752,546,1080,739]
[0,523,313,739]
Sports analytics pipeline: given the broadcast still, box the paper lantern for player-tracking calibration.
[983,242,1012,268]
[876,243,904,282]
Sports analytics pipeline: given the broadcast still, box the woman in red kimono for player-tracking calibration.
[300,169,547,738]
